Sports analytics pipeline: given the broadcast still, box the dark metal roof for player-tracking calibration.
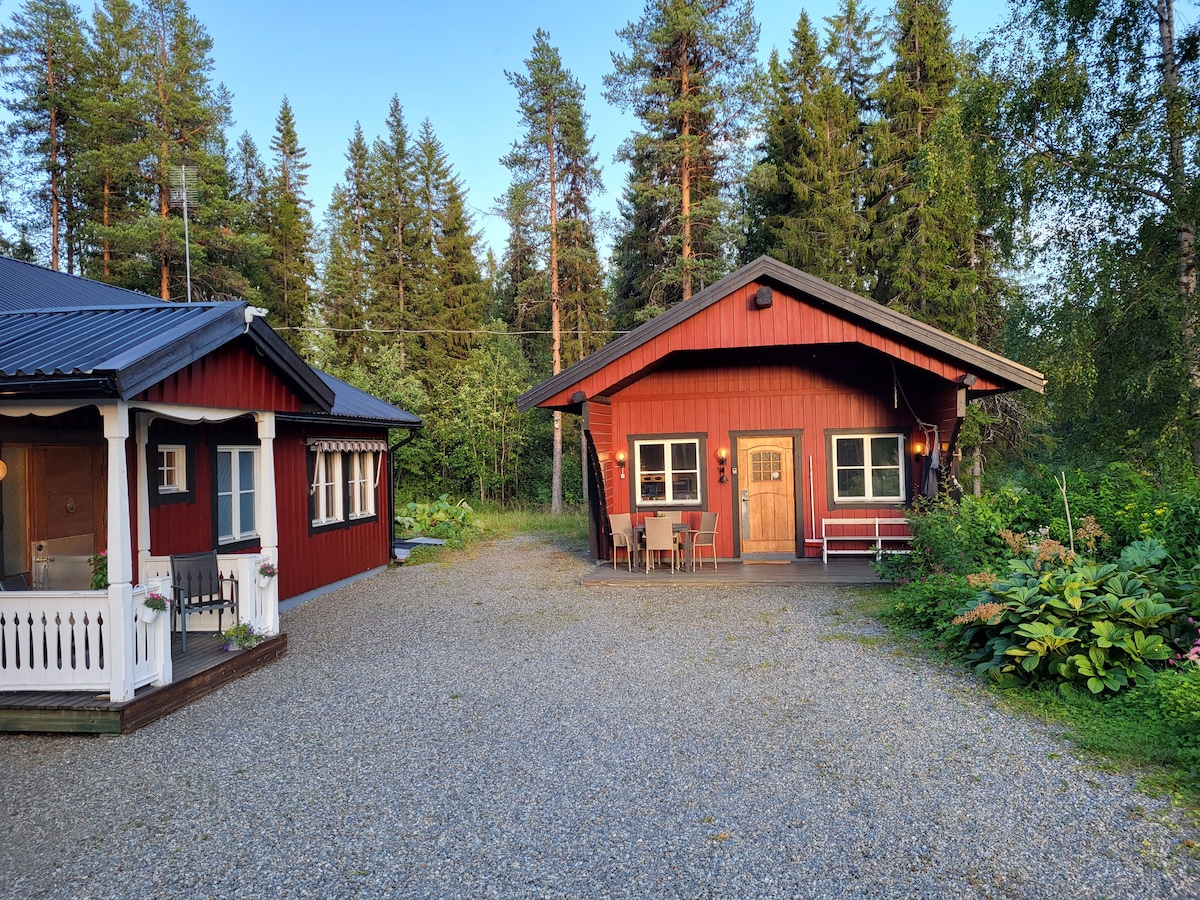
[279,370,421,428]
[518,256,1046,412]
[0,303,252,397]
[0,256,171,311]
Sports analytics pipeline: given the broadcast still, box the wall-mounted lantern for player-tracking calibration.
[912,440,925,456]
[615,451,627,479]
[716,447,729,483]
[0,459,7,481]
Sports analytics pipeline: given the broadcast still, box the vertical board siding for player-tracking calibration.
[274,423,389,600]
[135,342,303,412]
[608,359,919,559]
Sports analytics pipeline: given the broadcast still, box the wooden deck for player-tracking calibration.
[581,557,884,586]
[0,632,287,735]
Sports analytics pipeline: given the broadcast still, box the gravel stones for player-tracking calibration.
[2,536,1198,899]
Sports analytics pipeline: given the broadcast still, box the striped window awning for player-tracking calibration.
[305,438,387,454]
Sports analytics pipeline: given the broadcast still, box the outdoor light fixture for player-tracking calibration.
[912,441,925,456]
[0,459,6,481]
[615,451,627,478]
[717,447,729,483]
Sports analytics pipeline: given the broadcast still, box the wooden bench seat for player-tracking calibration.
[822,517,913,563]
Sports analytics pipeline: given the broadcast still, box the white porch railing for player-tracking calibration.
[0,586,170,695]
[141,552,278,637]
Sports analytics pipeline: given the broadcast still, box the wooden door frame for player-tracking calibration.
[729,430,804,559]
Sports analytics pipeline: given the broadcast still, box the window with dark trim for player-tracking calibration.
[158,444,186,494]
[216,446,257,543]
[634,438,701,506]
[830,433,905,503]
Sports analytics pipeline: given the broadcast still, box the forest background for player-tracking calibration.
[0,0,1196,510]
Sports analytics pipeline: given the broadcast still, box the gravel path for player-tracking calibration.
[2,536,1198,899]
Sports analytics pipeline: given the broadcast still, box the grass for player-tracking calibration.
[395,501,590,566]
[860,582,1200,815]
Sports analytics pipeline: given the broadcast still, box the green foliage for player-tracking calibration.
[87,551,108,590]
[394,495,483,547]
[881,574,974,648]
[957,539,1187,695]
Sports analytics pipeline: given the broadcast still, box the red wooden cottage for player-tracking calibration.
[0,258,419,702]
[519,256,1044,563]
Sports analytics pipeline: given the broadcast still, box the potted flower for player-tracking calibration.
[141,591,169,625]
[256,562,278,589]
[221,622,264,652]
[87,550,108,590]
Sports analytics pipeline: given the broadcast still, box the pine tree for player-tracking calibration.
[262,97,314,342]
[1,0,86,271]
[605,0,761,309]
[75,0,149,283]
[503,30,603,514]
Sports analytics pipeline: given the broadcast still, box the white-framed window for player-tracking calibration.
[312,451,344,526]
[349,451,376,519]
[634,438,701,506]
[832,434,904,502]
[216,447,257,543]
[158,444,186,493]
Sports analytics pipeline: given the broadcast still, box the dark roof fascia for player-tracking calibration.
[517,256,1044,412]
[245,317,336,410]
[275,411,423,430]
[0,375,117,397]
[108,303,248,397]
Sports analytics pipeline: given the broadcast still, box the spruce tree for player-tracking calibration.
[365,96,419,368]
[263,97,314,343]
[868,0,988,338]
[745,12,866,289]
[321,123,371,365]
[605,0,761,308]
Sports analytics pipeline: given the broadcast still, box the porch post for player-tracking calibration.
[255,412,279,635]
[102,401,136,702]
[135,412,151,579]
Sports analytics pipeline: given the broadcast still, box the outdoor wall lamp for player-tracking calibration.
[717,447,729,483]
[912,441,925,456]
[0,459,7,481]
[615,451,627,478]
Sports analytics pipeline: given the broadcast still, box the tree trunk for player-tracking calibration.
[548,110,563,515]
[679,35,692,301]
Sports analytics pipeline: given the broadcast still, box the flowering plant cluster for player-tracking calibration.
[221,622,264,651]
[257,562,278,578]
[143,591,169,612]
[87,550,108,590]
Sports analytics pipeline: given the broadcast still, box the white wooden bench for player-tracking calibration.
[822,517,913,563]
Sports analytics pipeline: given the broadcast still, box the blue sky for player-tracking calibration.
[193,0,1008,258]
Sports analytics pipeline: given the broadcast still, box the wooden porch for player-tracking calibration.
[0,631,286,735]
[581,557,884,586]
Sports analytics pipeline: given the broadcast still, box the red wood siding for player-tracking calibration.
[274,422,390,599]
[605,356,924,558]
[135,342,303,412]
[544,282,1006,407]
[583,401,616,514]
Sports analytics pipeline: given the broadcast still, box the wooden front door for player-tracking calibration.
[28,445,106,589]
[737,436,797,555]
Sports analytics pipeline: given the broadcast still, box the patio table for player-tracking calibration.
[633,521,693,572]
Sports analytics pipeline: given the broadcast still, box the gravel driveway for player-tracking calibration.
[2,536,1198,899]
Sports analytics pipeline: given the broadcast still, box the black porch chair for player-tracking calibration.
[170,551,238,652]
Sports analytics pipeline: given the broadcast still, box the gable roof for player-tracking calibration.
[280,370,423,428]
[0,259,416,430]
[519,256,1044,412]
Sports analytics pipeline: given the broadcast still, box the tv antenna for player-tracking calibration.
[169,165,199,303]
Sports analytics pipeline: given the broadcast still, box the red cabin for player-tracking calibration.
[520,257,1044,563]
[0,258,418,702]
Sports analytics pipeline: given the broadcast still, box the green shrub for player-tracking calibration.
[955,539,1190,695]
[1149,665,1200,728]
[395,495,483,547]
[883,574,975,649]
